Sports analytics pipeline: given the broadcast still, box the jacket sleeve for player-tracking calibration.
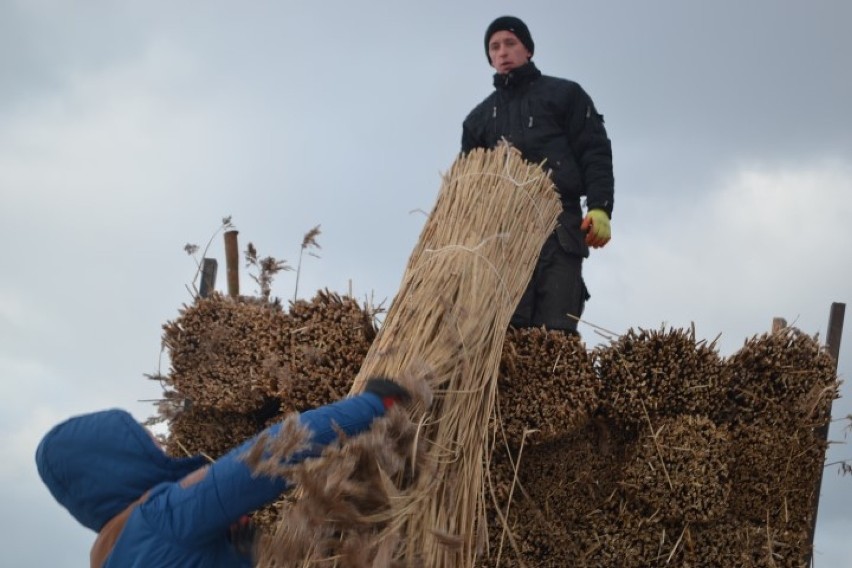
[461,104,487,154]
[564,85,614,218]
[461,121,480,154]
[140,392,386,544]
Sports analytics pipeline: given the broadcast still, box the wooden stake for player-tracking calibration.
[199,258,218,298]
[806,302,845,567]
[225,230,240,298]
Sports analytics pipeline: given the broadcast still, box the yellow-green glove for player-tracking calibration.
[580,209,611,248]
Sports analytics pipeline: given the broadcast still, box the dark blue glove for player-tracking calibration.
[364,377,411,409]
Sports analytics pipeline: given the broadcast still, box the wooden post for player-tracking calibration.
[772,317,787,333]
[807,302,845,567]
[825,302,846,367]
[224,230,240,298]
[198,258,218,298]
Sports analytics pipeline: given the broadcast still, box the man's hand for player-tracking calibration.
[580,209,611,248]
[364,377,411,409]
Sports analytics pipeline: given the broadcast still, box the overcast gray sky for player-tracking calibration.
[2,1,850,566]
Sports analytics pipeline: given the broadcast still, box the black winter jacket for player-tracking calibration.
[462,62,614,256]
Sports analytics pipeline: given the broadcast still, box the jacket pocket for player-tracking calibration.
[555,212,589,258]
[549,156,583,200]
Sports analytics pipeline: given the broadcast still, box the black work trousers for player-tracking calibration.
[510,231,590,333]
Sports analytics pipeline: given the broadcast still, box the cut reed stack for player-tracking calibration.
[156,294,837,566]
[482,326,838,567]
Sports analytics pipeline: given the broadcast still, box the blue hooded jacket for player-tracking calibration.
[35,393,386,567]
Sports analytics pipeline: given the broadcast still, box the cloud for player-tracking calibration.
[0,404,64,482]
[586,158,852,352]
[0,288,54,334]
[1,38,223,226]
[2,2,850,565]
[813,517,852,567]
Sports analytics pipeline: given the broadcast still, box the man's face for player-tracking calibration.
[488,30,532,74]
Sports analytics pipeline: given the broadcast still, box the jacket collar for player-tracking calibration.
[493,61,541,90]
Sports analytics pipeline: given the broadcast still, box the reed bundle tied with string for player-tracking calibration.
[344,144,560,567]
[162,294,293,412]
[255,144,561,567]
[159,290,376,417]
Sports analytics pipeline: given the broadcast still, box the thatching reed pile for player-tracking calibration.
[497,327,599,446]
[284,290,377,413]
[478,326,838,567]
[155,293,837,566]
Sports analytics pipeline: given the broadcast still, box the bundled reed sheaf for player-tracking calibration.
[162,293,293,412]
[282,290,377,413]
[481,419,634,567]
[726,327,838,427]
[620,415,730,524]
[349,145,561,567]
[596,325,730,427]
[726,421,826,531]
[160,290,376,417]
[497,327,599,446]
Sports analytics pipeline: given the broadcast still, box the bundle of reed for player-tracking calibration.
[352,145,561,567]
[479,420,634,566]
[573,506,693,568]
[162,293,293,412]
[282,290,377,413]
[255,145,561,567]
[497,327,600,446]
[595,326,730,428]
[690,521,810,568]
[726,420,825,532]
[620,414,730,524]
[726,327,838,428]
[166,405,262,459]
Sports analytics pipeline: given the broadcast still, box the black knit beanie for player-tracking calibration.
[484,16,534,62]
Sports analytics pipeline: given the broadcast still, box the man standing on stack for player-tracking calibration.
[462,16,615,334]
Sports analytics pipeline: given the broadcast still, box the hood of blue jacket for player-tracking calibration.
[35,409,207,532]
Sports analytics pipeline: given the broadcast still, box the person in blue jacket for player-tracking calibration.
[35,377,409,567]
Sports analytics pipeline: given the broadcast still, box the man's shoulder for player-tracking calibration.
[537,73,583,93]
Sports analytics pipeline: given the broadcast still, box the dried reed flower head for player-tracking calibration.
[300,225,322,251]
